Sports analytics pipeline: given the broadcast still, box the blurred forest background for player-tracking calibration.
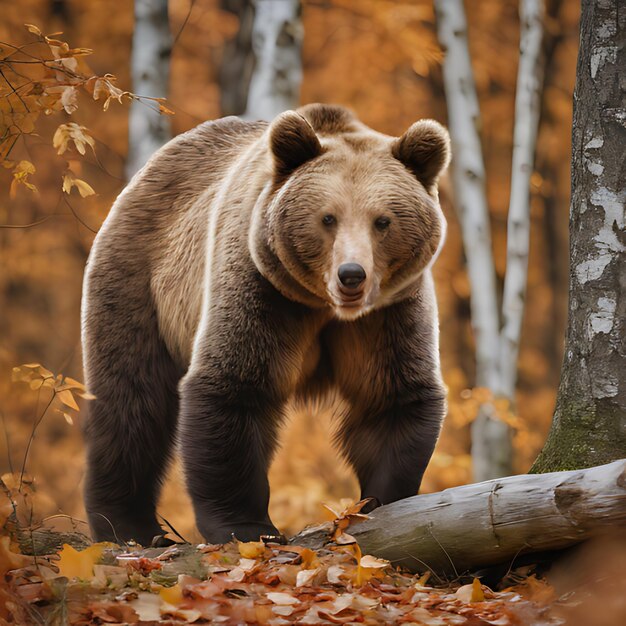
[0,0,580,542]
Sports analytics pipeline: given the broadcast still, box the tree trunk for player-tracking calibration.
[244,0,303,121]
[126,0,172,179]
[219,0,255,116]
[292,460,626,576]
[434,0,510,482]
[499,0,544,401]
[532,0,626,473]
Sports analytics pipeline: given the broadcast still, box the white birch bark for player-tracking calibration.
[532,0,626,472]
[499,0,545,400]
[244,0,303,121]
[293,460,626,576]
[434,0,509,481]
[126,0,172,179]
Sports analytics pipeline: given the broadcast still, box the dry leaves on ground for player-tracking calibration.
[1,527,559,625]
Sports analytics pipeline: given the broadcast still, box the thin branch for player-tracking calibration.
[19,389,56,489]
[1,411,14,475]
[0,215,56,229]
[172,0,197,47]
[62,196,98,233]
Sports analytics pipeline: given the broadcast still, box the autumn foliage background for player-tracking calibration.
[0,0,580,542]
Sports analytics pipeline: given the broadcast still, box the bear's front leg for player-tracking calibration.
[331,295,447,510]
[340,390,446,510]
[178,282,309,544]
[179,373,282,543]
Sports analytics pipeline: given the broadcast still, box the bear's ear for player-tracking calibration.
[269,111,323,180]
[392,120,451,191]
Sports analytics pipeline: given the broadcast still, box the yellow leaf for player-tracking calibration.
[74,178,95,197]
[59,376,86,391]
[24,23,42,36]
[53,123,95,156]
[57,389,79,411]
[238,541,265,559]
[355,553,389,586]
[12,363,54,385]
[53,124,69,155]
[471,577,485,602]
[11,366,30,383]
[456,578,486,603]
[62,171,95,197]
[159,583,183,606]
[9,161,38,197]
[57,543,107,580]
[12,160,35,176]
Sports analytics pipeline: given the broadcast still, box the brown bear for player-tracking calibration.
[81,104,449,545]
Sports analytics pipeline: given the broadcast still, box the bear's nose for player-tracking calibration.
[338,263,366,289]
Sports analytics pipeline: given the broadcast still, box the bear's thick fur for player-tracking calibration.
[82,104,450,544]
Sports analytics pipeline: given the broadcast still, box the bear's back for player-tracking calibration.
[89,117,268,367]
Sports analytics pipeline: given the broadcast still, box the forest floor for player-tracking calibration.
[2,493,626,626]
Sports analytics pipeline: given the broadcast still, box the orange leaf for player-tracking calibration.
[57,543,107,580]
[238,540,265,559]
[57,389,79,411]
[159,583,183,606]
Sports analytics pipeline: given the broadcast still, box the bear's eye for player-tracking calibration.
[375,216,391,231]
[322,214,336,226]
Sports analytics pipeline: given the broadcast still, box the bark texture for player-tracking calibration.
[244,0,302,120]
[499,0,544,400]
[532,0,626,472]
[126,0,172,179]
[434,0,510,481]
[292,460,626,576]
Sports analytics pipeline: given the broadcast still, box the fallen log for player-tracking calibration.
[291,460,626,576]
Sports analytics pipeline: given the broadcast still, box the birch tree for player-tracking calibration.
[532,0,626,472]
[126,0,172,179]
[434,0,545,480]
[244,0,303,121]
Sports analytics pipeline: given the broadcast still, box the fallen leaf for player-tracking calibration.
[456,578,485,603]
[267,591,299,606]
[92,564,128,589]
[160,582,184,605]
[296,568,318,587]
[326,565,345,584]
[238,540,265,559]
[129,592,161,621]
[57,543,107,580]
[0,537,31,575]
[359,554,390,569]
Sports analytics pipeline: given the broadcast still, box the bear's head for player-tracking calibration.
[250,104,450,320]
